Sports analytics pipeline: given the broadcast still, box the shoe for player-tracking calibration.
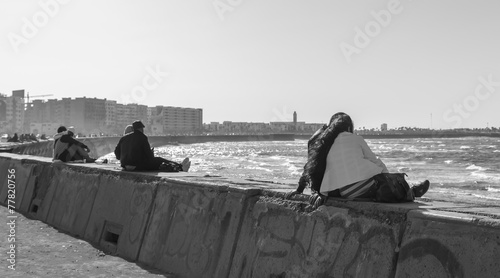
[181,158,191,172]
[412,180,430,197]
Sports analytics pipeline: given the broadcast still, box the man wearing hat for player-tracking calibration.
[114,120,190,171]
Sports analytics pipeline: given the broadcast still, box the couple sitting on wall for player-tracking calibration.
[287,112,430,208]
[114,120,191,172]
[53,126,98,163]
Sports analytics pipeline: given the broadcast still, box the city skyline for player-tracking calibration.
[2,0,500,129]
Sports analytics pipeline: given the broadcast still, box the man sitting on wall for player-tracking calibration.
[53,126,97,163]
[114,120,190,172]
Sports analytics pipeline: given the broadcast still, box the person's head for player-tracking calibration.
[57,126,67,133]
[123,125,133,135]
[132,120,145,132]
[326,112,354,134]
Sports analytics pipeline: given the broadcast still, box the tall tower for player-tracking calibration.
[293,111,297,131]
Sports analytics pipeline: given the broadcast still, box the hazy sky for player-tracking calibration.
[1,0,499,129]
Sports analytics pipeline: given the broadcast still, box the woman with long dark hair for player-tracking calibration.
[288,112,430,208]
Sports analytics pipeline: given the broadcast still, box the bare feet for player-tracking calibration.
[181,158,191,172]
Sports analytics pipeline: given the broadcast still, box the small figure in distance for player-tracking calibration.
[114,120,191,172]
[7,133,19,142]
[286,112,430,209]
[53,126,97,163]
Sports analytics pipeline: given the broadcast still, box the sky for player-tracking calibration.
[1,0,499,129]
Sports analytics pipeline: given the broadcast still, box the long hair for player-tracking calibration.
[303,112,354,192]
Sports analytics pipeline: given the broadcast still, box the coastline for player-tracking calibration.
[294,131,500,140]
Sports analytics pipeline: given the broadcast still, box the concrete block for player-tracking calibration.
[138,182,249,278]
[0,159,36,214]
[84,174,156,261]
[0,156,13,206]
[43,167,99,237]
[396,210,500,278]
[229,197,405,278]
[27,162,57,220]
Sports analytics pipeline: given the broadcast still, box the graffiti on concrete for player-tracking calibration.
[233,205,401,278]
[399,238,464,278]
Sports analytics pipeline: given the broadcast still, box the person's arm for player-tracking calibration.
[114,138,122,160]
[285,174,308,199]
[358,136,389,172]
[142,135,154,160]
[60,135,88,150]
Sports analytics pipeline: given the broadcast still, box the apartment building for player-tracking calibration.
[0,90,25,134]
[150,106,203,135]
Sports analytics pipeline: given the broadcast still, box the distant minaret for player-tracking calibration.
[293,111,297,131]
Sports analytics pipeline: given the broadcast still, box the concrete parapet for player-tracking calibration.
[138,180,258,278]
[396,209,500,278]
[84,173,157,261]
[0,153,499,278]
[43,166,100,238]
[0,156,38,214]
[229,195,407,278]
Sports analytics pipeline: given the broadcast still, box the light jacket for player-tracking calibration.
[52,131,88,161]
[320,132,388,194]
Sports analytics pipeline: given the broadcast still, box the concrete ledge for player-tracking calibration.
[1,153,499,278]
[396,209,500,278]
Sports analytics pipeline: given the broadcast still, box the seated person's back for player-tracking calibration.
[115,128,154,168]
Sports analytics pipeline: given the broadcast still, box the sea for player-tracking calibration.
[103,137,500,206]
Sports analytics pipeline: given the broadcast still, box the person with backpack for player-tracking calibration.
[287,112,430,208]
[114,120,190,172]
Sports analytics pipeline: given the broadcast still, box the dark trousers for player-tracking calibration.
[134,157,183,172]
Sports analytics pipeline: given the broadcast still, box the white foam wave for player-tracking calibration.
[466,164,488,171]
[471,194,500,201]
[444,160,453,164]
[460,146,471,149]
[486,186,500,192]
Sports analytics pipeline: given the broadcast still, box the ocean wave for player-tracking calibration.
[471,194,500,201]
[466,164,488,171]
[244,166,273,172]
[460,146,471,149]
[398,166,412,172]
[486,186,500,192]
[444,160,453,164]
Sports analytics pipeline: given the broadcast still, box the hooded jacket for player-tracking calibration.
[53,131,88,161]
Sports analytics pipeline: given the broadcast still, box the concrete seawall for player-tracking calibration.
[4,134,295,158]
[1,153,499,277]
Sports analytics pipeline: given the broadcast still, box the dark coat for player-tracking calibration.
[114,131,154,168]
